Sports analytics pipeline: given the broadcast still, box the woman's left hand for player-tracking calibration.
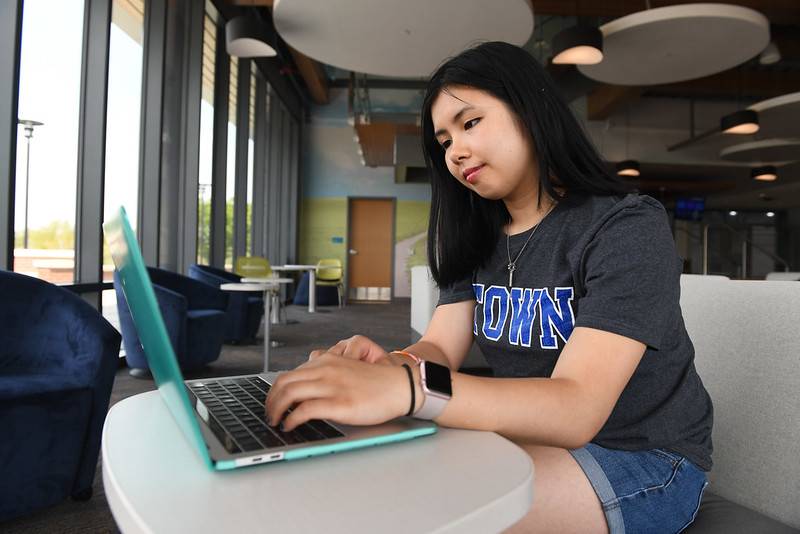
[265,352,410,432]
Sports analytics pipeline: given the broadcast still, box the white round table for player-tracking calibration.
[102,386,534,534]
[267,264,321,312]
[221,280,292,372]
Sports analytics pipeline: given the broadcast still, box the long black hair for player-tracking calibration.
[422,41,632,288]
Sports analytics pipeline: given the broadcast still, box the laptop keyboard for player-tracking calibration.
[187,376,344,453]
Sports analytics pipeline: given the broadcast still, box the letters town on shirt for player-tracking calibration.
[472,284,576,350]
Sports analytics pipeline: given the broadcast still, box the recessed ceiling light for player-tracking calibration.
[721,109,759,134]
[766,211,775,217]
[729,211,738,216]
[552,26,604,65]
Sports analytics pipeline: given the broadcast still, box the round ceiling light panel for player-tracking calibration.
[273,0,534,77]
[749,92,800,139]
[578,4,769,85]
[719,139,800,164]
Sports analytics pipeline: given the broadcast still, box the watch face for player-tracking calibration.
[424,361,452,397]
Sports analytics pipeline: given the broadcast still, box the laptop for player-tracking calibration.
[104,206,437,471]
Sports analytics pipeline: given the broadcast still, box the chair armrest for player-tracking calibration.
[148,267,228,311]
[183,279,228,311]
[0,272,121,379]
[189,269,225,288]
[151,284,188,319]
[0,374,88,401]
[188,265,241,288]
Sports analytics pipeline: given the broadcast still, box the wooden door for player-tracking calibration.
[347,198,394,301]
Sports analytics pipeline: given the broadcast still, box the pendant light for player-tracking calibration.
[616,160,640,177]
[759,41,781,65]
[226,16,277,58]
[552,25,604,65]
[751,165,777,181]
[617,107,639,177]
[720,109,759,134]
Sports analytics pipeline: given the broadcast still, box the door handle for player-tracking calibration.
[349,249,358,255]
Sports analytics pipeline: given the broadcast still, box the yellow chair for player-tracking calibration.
[234,256,272,279]
[316,258,344,307]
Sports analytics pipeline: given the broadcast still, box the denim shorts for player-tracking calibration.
[569,443,708,534]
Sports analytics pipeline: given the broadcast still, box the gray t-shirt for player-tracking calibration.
[438,193,714,470]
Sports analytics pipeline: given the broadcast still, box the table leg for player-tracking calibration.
[308,269,316,313]
[263,290,271,372]
[270,291,281,324]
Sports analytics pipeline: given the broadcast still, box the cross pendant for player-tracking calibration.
[508,263,515,287]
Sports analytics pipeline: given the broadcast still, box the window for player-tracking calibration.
[13,0,85,283]
[246,69,256,254]
[225,56,238,269]
[102,0,145,334]
[197,12,216,265]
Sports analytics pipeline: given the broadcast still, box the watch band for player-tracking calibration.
[415,360,451,420]
[390,350,421,366]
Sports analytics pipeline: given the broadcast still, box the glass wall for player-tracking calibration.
[225,56,238,269]
[246,70,256,254]
[13,0,85,283]
[101,0,145,334]
[197,12,216,265]
[2,0,303,303]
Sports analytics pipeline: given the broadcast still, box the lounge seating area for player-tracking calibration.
[0,292,419,532]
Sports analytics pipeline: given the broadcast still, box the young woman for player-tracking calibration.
[266,42,713,534]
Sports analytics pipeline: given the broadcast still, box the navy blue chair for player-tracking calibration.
[188,264,264,343]
[0,270,120,522]
[114,267,227,377]
[293,271,340,307]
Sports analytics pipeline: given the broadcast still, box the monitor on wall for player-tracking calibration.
[674,197,705,221]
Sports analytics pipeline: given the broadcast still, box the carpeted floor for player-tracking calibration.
[2,300,421,533]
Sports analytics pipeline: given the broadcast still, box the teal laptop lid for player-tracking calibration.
[103,207,213,469]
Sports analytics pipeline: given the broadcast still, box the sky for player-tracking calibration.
[14,0,244,238]
[15,0,85,231]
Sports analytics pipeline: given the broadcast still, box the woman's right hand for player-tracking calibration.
[309,335,393,365]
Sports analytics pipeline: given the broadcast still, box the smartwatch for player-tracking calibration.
[415,360,452,420]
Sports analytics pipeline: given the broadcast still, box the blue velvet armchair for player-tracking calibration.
[114,267,228,376]
[0,270,121,522]
[187,264,264,343]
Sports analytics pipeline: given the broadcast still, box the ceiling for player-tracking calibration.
[223,0,800,210]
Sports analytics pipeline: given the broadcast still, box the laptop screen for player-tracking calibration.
[103,206,213,468]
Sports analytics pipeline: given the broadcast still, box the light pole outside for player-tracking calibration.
[17,119,44,249]
[198,183,211,263]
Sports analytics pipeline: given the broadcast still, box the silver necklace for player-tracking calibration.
[506,203,555,287]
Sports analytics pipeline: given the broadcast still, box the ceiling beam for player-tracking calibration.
[587,85,642,120]
[287,46,329,105]
[645,68,800,101]
[330,78,428,90]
